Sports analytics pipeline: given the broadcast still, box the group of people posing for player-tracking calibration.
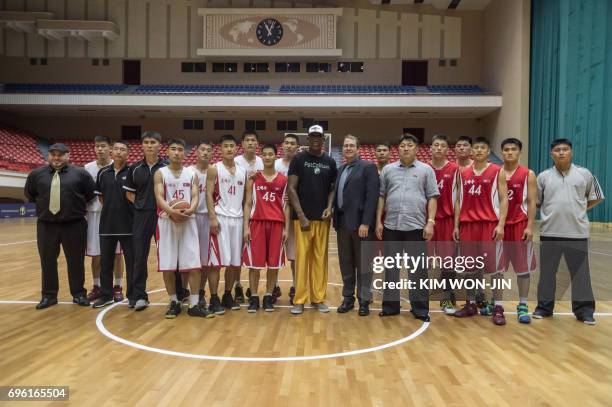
[25,125,604,325]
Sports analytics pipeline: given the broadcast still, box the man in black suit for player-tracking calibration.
[332,135,380,316]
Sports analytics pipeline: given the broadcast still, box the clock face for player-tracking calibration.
[256,18,283,46]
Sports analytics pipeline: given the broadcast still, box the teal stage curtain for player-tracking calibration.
[530,0,612,221]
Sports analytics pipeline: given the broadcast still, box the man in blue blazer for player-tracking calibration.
[332,135,380,316]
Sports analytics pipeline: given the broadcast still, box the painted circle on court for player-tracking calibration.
[95,280,429,362]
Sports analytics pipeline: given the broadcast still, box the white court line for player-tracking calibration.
[2,299,610,317]
[0,239,37,246]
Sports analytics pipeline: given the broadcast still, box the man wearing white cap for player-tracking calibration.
[287,125,337,315]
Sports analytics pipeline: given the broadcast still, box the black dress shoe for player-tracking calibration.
[414,313,431,322]
[337,300,355,313]
[36,297,58,310]
[358,303,369,316]
[73,295,90,307]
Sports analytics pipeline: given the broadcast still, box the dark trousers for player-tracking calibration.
[336,214,373,304]
[132,209,184,301]
[381,227,429,316]
[100,235,134,301]
[37,218,87,298]
[536,236,595,317]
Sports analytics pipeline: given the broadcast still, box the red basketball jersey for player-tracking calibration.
[430,161,458,220]
[250,172,287,223]
[505,165,529,225]
[459,163,501,223]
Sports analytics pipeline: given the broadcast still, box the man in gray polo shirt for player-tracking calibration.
[375,134,439,321]
[534,139,604,325]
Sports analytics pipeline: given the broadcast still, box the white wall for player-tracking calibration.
[481,0,530,162]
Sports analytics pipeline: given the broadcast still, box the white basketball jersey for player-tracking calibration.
[274,158,290,176]
[84,160,112,212]
[159,166,195,209]
[188,165,208,214]
[235,155,263,174]
[213,162,246,218]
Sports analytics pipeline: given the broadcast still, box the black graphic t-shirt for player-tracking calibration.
[288,151,337,220]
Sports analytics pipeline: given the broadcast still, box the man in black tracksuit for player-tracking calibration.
[123,131,184,310]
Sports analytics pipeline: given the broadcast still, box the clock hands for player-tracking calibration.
[265,21,274,36]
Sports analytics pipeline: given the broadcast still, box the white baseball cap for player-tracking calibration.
[308,124,324,135]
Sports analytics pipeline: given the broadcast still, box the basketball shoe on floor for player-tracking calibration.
[221,291,234,309]
[235,285,245,303]
[263,294,274,312]
[198,289,207,308]
[188,304,214,318]
[165,300,182,319]
[113,285,124,302]
[289,286,295,305]
[209,294,225,315]
[440,299,456,315]
[248,296,260,313]
[492,305,506,325]
[517,303,531,324]
[87,285,101,302]
[478,300,493,316]
[454,302,478,318]
[272,286,282,304]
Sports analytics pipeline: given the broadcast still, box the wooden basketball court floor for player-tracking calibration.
[1,218,611,406]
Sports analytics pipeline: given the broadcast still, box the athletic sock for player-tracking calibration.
[519,298,527,305]
[93,278,100,286]
[236,282,243,288]
[265,292,272,296]
[170,294,178,302]
[114,278,122,286]
[495,300,503,306]
[190,295,198,306]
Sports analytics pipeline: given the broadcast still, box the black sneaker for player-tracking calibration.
[165,300,182,319]
[187,304,215,318]
[209,294,225,315]
[248,296,260,313]
[221,291,234,309]
[263,295,275,312]
[289,286,295,305]
[231,297,241,311]
[92,297,114,309]
[198,289,207,308]
[73,295,90,307]
[235,285,245,303]
[272,286,282,304]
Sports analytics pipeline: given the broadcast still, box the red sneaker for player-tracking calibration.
[492,305,506,325]
[87,285,101,302]
[454,302,478,318]
[113,285,124,302]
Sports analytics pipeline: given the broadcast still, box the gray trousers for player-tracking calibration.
[336,217,373,304]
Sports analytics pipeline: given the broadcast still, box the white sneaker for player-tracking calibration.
[440,299,456,315]
[291,304,304,315]
[134,299,149,311]
[313,302,330,313]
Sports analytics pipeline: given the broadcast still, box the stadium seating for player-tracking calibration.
[426,85,485,94]
[2,83,488,95]
[134,84,269,94]
[0,126,46,172]
[279,85,417,94]
[2,83,127,94]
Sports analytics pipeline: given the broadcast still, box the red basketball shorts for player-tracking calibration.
[501,220,536,275]
[243,220,285,269]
